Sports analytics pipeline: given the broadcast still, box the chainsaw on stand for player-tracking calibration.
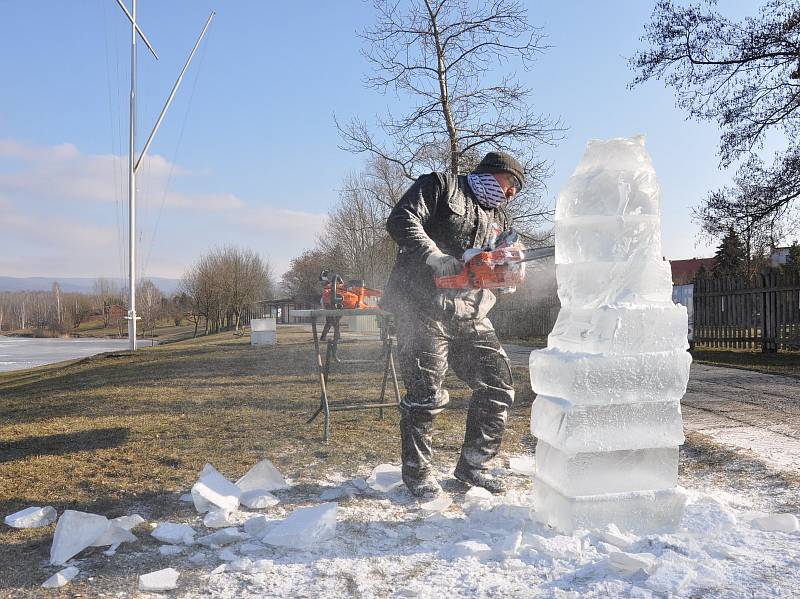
[318,270,385,342]
[319,270,382,310]
[434,229,554,291]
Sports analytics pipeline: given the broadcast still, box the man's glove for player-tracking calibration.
[425,251,463,276]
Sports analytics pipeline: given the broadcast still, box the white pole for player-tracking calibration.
[127,0,138,351]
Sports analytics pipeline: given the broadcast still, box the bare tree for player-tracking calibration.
[318,156,408,287]
[93,278,120,328]
[67,294,93,329]
[338,0,563,233]
[218,246,274,332]
[630,1,800,241]
[280,248,337,302]
[136,279,163,338]
[182,246,274,335]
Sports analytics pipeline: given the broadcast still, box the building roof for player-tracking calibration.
[669,257,716,285]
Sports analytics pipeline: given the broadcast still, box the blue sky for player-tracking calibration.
[0,0,776,281]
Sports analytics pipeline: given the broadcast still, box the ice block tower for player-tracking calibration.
[529,136,690,533]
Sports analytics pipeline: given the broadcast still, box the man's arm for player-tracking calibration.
[386,173,445,262]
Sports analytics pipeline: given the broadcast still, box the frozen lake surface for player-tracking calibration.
[0,336,133,372]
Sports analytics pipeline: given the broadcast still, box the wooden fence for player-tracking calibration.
[693,270,800,352]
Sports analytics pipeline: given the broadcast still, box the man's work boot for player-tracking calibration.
[454,460,506,495]
[404,472,443,498]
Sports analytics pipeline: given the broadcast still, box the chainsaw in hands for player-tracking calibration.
[433,229,554,291]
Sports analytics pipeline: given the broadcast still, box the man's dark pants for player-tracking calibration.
[395,308,515,486]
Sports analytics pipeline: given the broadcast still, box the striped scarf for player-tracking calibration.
[467,173,507,209]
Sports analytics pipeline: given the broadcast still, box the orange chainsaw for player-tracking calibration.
[434,230,554,290]
[320,270,382,310]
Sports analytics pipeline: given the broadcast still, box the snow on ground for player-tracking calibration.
[37,461,800,598]
[193,473,800,598]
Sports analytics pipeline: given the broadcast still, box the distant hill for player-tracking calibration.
[0,277,181,295]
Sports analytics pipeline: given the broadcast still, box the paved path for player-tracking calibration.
[505,344,800,474]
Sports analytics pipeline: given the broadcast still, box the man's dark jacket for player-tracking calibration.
[382,172,511,318]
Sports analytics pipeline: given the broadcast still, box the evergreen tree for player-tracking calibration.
[714,228,746,275]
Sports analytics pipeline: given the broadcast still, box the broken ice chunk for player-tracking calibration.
[509,456,536,477]
[597,523,636,550]
[243,515,271,537]
[465,487,493,501]
[111,514,145,531]
[197,527,244,547]
[238,542,265,554]
[319,487,347,501]
[448,540,492,559]
[645,551,695,594]
[151,522,196,545]
[50,511,111,565]
[240,489,280,509]
[494,530,523,559]
[4,506,57,529]
[228,557,254,572]
[203,509,235,529]
[138,568,180,592]
[235,459,289,493]
[218,548,238,561]
[608,551,657,575]
[262,503,337,550]
[366,464,403,492]
[419,495,452,513]
[527,533,582,560]
[192,464,241,512]
[348,478,368,492]
[750,513,799,533]
[91,523,137,547]
[41,566,79,588]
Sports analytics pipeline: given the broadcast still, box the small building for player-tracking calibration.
[669,257,716,286]
[256,297,317,324]
[669,257,715,344]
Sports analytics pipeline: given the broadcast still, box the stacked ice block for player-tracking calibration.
[530,136,690,533]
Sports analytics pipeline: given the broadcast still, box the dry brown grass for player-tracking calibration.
[0,326,536,596]
[690,347,800,378]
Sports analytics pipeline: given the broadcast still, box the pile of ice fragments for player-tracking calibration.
[530,136,690,533]
[3,458,342,590]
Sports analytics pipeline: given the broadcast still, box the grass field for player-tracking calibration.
[690,347,800,378]
[3,326,799,595]
[0,326,538,594]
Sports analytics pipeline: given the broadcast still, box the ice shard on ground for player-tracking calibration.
[530,136,689,533]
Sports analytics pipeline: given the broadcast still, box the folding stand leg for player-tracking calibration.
[306,316,332,442]
[388,337,401,403]
[379,351,391,419]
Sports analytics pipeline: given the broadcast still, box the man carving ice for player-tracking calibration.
[382,151,523,497]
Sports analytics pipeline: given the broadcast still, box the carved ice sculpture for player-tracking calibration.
[530,136,689,533]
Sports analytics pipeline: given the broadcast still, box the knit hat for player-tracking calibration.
[473,151,525,190]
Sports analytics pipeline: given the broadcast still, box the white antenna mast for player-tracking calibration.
[114,0,215,351]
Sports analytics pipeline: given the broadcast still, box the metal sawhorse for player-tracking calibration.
[294,308,401,442]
